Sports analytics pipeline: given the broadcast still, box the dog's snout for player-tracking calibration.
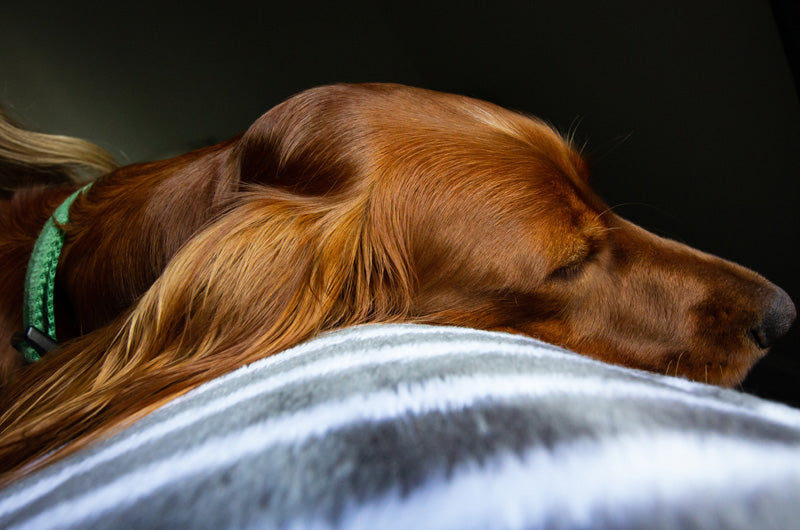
[751,286,796,349]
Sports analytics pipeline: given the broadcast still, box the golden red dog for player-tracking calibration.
[0,83,794,481]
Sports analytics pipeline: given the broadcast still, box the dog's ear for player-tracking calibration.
[232,110,285,190]
[234,86,366,196]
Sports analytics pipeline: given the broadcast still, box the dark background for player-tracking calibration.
[1,2,798,404]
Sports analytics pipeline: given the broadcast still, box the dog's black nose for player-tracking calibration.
[751,286,796,349]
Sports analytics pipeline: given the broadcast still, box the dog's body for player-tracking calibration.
[0,83,794,481]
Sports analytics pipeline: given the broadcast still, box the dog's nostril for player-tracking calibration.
[750,326,770,349]
[751,286,796,349]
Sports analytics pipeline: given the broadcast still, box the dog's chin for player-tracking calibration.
[572,339,767,388]
[722,347,771,388]
[714,364,755,388]
[674,345,767,388]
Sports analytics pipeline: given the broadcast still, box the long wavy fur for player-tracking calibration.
[0,188,412,480]
[0,85,421,481]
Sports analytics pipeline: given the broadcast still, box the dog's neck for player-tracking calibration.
[0,186,75,383]
[14,184,92,362]
[0,139,239,386]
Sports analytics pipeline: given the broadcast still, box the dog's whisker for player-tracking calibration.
[674,351,686,378]
[566,115,585,149]
[590,131,634,161]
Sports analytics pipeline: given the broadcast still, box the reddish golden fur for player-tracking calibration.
[0,83,794,483]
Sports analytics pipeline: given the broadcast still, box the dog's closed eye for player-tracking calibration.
[548,241,600,281]
[549,256,589,281]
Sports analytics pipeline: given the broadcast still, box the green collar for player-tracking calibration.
[13,183,92,362]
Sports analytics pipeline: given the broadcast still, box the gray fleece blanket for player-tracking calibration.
[1,324,800,529]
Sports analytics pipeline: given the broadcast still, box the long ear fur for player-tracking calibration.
[0,184,414,482]
[0,84,421,481]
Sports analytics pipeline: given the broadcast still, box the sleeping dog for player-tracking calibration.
[0,83,794,480]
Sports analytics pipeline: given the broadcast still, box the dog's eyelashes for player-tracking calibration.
[548,246,600,281]
[549,259,588,281]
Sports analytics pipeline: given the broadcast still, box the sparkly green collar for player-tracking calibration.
[13,184,91,362]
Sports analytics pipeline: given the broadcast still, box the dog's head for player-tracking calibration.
[234,83,794,386]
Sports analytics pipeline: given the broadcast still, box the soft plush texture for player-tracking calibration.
[1,324,800,529]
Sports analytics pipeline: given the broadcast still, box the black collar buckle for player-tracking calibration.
[11,326,58,361]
